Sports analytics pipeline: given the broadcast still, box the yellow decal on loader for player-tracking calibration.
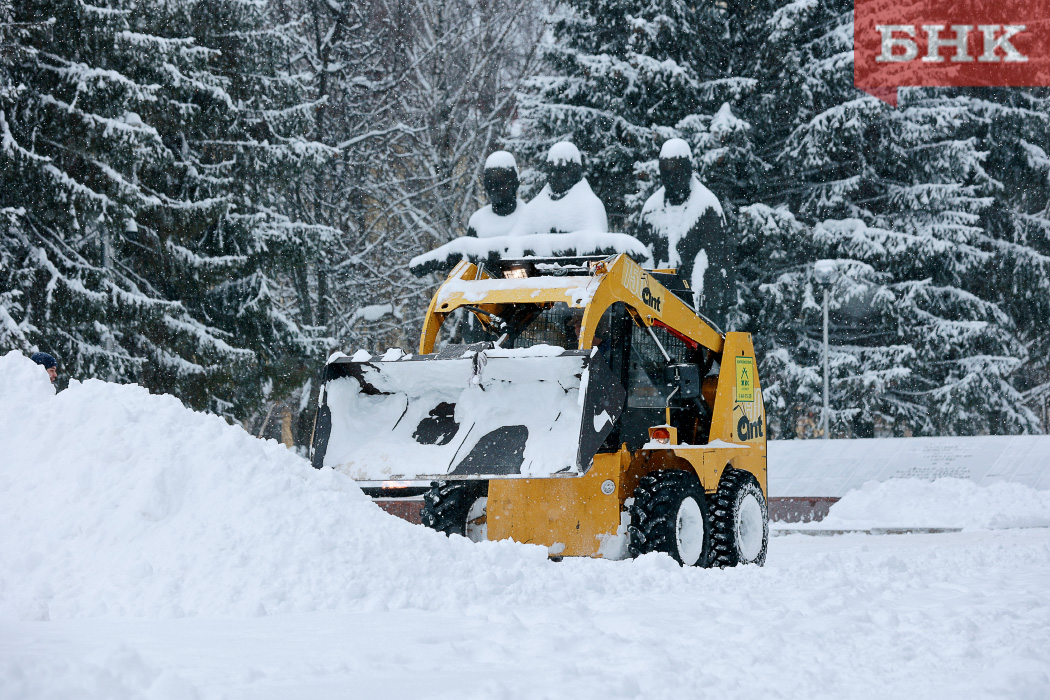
[736,356,755,403]
[621,262,644,298]
[640,285,663,312]
[621,260,664,313]
[736,396,765,442]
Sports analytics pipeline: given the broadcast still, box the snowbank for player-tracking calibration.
[0,351,550,621]
[4,347,1047,630]
[4,351,1050,699]
[788,478,1050,531]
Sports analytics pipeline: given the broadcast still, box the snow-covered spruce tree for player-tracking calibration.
[512,0,750,229]
[0,3,34,350]
[961,89,1050,430]
[172,0,335,414]
[1,0,242,391]
[0,207,31,351]
[0,0,330,417]
[734,0,1039,437]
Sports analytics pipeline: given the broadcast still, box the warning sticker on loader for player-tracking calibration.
[736,357,755,402]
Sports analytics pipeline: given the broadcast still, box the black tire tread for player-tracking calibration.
[421,481,487,537]
[707,468,768,568]
[628,469,710,566]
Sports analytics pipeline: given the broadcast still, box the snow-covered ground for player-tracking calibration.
[2,351,1049,699]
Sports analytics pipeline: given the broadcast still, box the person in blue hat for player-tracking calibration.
[30,352,58,383]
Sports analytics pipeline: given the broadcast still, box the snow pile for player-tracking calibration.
[0,350,57,405]
[0,351,550,621]
[409,231,649,276]
[790,478,1050,531]
[4,350,1050,698]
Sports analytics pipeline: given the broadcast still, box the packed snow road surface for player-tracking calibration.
[5,530,1049,700]
[2,352,1048,699]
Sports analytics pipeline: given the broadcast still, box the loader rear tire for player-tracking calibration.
[628,470,712,567]
[421,481,488,542]
[708,469,768,567]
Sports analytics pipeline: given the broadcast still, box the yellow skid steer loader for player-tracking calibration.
[311,253,768,567]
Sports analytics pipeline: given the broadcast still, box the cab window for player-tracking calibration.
[627,323,691,408]
[514,303,582,349]
[442,302,584,350]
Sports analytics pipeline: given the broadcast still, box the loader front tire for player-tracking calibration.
[628,470,711,567]
[708,469,768,567]
[421,481,488,543]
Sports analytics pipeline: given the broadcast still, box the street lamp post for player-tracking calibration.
[813,260,838,440]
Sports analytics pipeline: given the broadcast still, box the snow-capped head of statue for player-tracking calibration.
[659,138,694,206]
[645,138,721,231]
[545,142,584,201]
[483,151,520,217]
[467,151,526,238]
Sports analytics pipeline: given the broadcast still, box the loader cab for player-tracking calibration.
[595,302,713,451]
[428,254,718,454]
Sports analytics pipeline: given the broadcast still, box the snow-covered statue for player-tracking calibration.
[640,138,733,328]
[513,142,609,235]
[466,151,525,238]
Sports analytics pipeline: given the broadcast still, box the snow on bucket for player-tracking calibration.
[313,346,624,481]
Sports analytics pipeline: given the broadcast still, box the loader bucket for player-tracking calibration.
[311,346,625,481]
